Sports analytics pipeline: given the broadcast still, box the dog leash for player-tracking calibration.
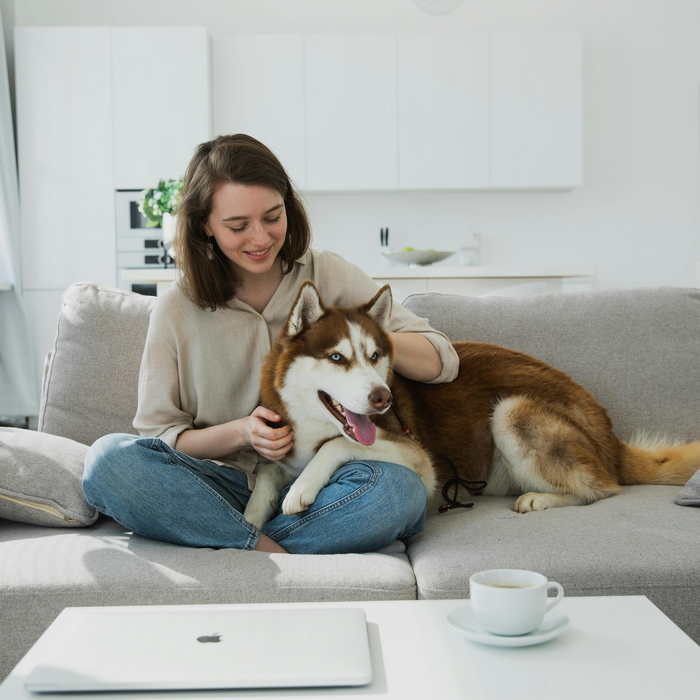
[437,459,488,514]
[390,406,487,514]
[390,405,424,448]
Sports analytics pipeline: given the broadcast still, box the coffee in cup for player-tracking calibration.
[469,569,564,636]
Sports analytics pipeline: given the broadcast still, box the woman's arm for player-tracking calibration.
[389,332,443,382]
[175,406,294,462]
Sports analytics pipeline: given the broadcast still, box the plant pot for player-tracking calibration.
[162,212,177,259]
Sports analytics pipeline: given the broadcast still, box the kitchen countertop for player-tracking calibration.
[122,266,597,283]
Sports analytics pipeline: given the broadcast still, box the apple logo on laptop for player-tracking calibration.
[197,634,221,643]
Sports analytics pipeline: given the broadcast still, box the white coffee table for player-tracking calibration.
[1,596,697,699]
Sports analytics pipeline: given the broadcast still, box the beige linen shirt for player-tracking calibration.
[133,248,459,486]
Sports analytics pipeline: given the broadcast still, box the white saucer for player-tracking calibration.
[446,604,570,647]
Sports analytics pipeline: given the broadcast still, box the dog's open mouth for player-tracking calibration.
[318,391,376,446]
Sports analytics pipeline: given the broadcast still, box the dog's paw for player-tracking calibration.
[282,479,321,516]
[514,492,585,512]
[514,492,555,513]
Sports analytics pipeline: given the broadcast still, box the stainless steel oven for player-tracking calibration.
[115,190,174,296]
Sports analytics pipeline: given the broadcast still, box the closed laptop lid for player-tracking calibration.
[25,606,372,693]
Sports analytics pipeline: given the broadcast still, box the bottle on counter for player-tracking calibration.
[458,232,481,266]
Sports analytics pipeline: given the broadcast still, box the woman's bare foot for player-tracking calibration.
[253,532,288,553]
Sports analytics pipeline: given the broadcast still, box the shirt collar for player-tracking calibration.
[292,249,311,266]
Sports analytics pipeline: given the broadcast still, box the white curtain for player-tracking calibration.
[0,8,38,418]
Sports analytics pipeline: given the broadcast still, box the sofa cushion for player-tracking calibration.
[407,486,699,644]
[402,287,700,443]
[38,283,156,445]
[0,516,417,681]
[675,470,700,506]
[0,428,97,527]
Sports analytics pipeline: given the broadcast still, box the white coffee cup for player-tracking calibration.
[469,569,564,636]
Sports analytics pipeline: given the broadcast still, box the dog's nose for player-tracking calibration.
[368,388,392,410]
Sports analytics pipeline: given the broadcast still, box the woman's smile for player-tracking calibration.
[244,246,273,261]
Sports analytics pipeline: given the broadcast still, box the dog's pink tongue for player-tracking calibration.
[344,409,376,446]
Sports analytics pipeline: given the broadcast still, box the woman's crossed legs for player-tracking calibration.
[82,434,427,554]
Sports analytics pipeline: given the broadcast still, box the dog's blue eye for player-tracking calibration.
[371,352,379,361]
[330,353,342,362]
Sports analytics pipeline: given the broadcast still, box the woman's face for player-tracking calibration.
[203,182,287,280]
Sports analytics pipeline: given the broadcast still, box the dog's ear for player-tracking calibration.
[286,281,325,337]
[363,285,393,331]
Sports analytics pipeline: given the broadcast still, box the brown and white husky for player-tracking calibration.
[242,281,699,529]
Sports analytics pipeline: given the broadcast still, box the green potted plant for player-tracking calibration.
[138,178,183,257]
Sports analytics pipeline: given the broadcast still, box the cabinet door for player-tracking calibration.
[305,35,398,191]
[213,35,306,189]
[490,32,583,189]
[15,27,116,290]
[398,33,490,190]
[112,27,210,189]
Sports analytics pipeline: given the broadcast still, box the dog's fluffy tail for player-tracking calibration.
[618,433,700,485]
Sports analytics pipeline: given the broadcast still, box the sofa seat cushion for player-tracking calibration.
[407,486,699,644]
[0,428,96,527]
[0,515,416,681]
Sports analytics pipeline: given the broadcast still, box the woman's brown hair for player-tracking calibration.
[174,134,311,310]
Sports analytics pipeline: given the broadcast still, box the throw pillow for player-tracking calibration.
[674,469,700,507]
[0,427,98,527]
[38,283,155,446]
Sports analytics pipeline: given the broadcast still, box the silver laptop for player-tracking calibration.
[25,606,372,693]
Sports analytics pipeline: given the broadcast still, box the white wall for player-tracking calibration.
[14,0,700,290]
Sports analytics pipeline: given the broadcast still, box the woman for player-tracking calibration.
[83,134,459,554]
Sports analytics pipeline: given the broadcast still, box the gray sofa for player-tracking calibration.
[1,282,699,680]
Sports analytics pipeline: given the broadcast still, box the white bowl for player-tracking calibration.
[382,250,455,266]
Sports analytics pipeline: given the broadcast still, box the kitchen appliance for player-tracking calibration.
[115,190,173,296]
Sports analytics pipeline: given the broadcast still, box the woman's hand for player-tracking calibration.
[174,407,293,461]
[244,406,294,461]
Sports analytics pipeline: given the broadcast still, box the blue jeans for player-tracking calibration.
[82,434,427,554]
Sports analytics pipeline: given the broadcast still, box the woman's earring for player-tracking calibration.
[206,237,214,260]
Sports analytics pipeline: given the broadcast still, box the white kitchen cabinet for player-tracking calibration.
[16,25,211,291]
[15,27,116,291]
[305,35,398,191]
[111,27,210,189]
[397,33,490,190]
[213,31,582,193]
[398,31,582,191]
[490,31,583,189]
[213,35,306,189]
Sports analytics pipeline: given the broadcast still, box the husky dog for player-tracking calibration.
[242,281,700,529]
